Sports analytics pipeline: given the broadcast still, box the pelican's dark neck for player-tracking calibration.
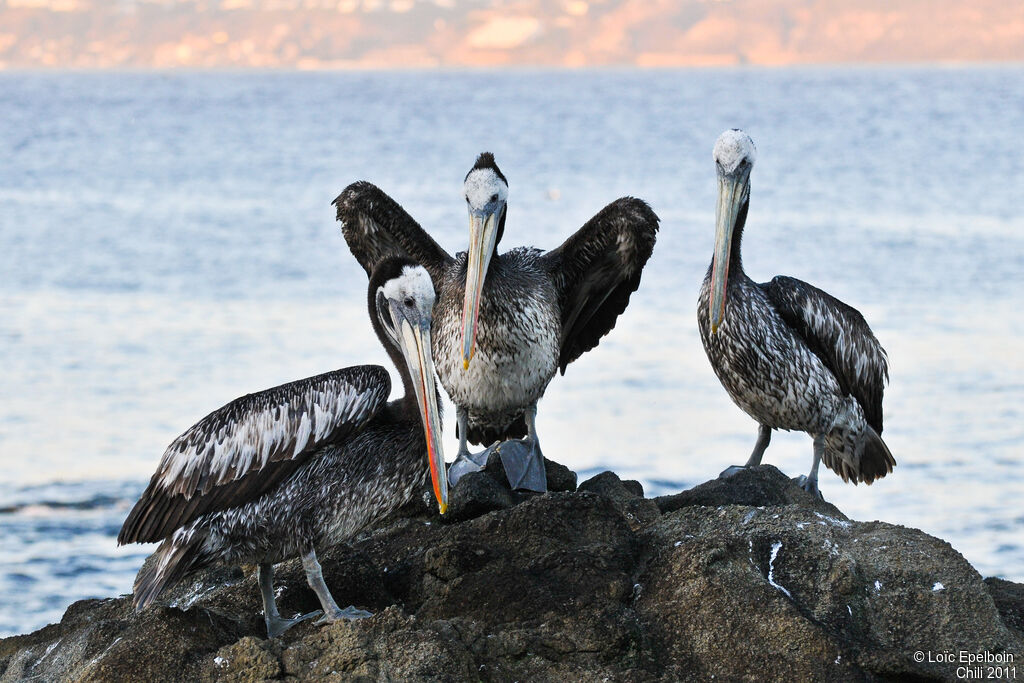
[728,198,749,280]
[367,293,418,418]
[493,204,507,257]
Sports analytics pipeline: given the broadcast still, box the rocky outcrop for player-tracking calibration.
[2,465,1021,682]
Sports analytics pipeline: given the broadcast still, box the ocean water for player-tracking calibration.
[1,67,1022,638]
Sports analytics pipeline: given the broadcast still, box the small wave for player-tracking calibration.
[0,480,144,516]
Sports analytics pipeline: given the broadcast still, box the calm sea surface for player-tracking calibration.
[1,68,1022,637]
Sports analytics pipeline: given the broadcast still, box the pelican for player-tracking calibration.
[335,153,659,492]
[118,258,448,638]
[698,129,895,497]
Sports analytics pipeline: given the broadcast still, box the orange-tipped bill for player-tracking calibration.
[398,318,448,514]
[461,209,498,369]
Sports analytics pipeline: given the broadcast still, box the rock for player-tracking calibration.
[542,457,578,493]
[623,479,645,498]
[578,470,640,499]
[0,598,246,683]
[986,577,1024,636]
[654,464,844,517]
[637,501,1021,680]
[579,470,660,531]
[206,637,282,682]
[479,450,578,493]
[3,463,1021,682]
[442,452,578,524]
[444,470,516,524]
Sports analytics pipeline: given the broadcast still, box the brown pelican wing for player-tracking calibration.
[118,365,391,545]
[764,275,889,432]
[334,181,454,283]
[542,197,659,374]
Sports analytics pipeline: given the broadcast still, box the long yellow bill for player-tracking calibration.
[461,210,498,369]
[710,174,745,334]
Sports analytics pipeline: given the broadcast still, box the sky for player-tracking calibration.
[0,0,1022,68]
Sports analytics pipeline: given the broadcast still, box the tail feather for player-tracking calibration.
[858,426,895,485]
[133,531,209,611]
[463,413,528,447]
[823,425,895,485]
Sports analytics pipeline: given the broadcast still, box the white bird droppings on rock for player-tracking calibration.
[767,542,792,598]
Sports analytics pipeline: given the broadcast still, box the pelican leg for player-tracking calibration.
[795,435,825,500]
[448,407,499,486]
[721,425,773,478]
[301,548,372,624]
[747,425,772,466]
[493,404,548,493]
[258,563,321,638]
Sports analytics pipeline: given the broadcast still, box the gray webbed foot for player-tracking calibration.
[494,437,548,492]
[795,475,824,500]
[448,442,499,487]
[315,605,373,625]
[266,610,322,638]
[719,465,749,478]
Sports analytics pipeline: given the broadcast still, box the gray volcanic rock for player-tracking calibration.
[654,464,845,515]
[986,578,1024,637]
[420,452,578,525]
[2,466,1021,682]
[579,470,661,531]
[475,450,579,495]
[637,504,1019,680]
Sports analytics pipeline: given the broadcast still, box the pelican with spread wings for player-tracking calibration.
[335,153,659,492]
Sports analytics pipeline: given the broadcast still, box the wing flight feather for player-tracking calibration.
[542,197,659,373]
[334,181,453,284]
[764,275,888,432]
[118,365,391,544]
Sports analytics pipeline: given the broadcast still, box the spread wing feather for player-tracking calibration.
[542,197,659,374]
[764,275,888,432]
[118,365,391,544]
[333,181,453,284]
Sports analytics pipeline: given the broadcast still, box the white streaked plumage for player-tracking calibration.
[153,371,389,500]
[120,259,449,635]
[433,249,561,434]
[699,128,892,488]
[334,153,659,449]
[796,290,888,388]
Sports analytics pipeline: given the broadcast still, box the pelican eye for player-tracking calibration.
[404,297,415,308]
[489,193,498,203]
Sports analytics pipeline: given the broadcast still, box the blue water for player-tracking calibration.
[1,68,1022,638]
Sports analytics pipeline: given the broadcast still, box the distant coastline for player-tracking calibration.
[0,0,1022,70]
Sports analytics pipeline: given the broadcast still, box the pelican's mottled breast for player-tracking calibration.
[698,276,845,435]
[433,248,560,422]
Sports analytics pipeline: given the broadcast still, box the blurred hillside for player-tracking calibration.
[0,0,1022,68]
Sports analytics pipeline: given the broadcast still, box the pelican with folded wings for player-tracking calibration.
[335,153,659,492]
[699,129,895,497]
[119,258,448,638]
